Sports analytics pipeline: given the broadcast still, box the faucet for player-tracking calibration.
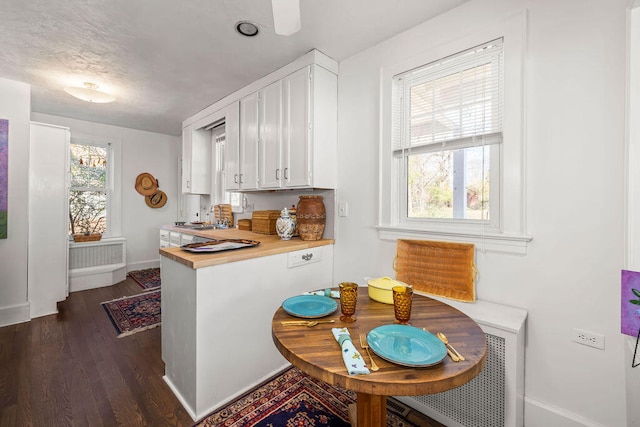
[216,205,223,225]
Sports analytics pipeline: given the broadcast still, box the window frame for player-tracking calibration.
[377,11,531,254]
[400,144,501,228]
[68,134,121,238]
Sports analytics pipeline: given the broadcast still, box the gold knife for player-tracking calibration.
[281,319,335,326]
[427,329,459,362]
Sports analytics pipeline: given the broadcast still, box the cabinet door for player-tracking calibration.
[190,127,212,194]
[239,93,259,190]
[224,102,240,191]
[28,122,70,317]
[259,80,283,189]
[283,66,312,188]
[182,125,211,195]
[181,125,193,193]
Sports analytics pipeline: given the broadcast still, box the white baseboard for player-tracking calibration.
[525,396,608,427]
[163,375,197,421]
[164,363,291,422]
[29,299,59,319]
[0,302,30,327]
[127,259,160,273]
[69,264,126,292]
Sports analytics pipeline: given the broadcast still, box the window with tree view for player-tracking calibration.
[69,142,110,235]
[393,39,503,225]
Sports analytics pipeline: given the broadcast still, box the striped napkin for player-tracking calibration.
[331,327,370,375]
[303,288,340,298]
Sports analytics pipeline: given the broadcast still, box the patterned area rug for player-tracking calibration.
[128,267,161,290]
[101,289,161,337]
[195,366,442,427]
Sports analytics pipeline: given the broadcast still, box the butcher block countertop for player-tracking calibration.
[159,226,334,269]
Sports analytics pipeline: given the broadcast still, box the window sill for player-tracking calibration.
[68,236,127,247]
[376,225,532,255]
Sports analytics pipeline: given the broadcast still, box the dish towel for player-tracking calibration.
[331,327,370,375]
[303,288,340,298]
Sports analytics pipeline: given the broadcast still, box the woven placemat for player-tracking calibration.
[394,239,477,302]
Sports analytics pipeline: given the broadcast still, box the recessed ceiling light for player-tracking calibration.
[235,21,259,37]
[64,82,116,103]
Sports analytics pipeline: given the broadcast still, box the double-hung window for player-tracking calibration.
[69,140,111,235]
[393,39,503,228]
[379,13,530,254]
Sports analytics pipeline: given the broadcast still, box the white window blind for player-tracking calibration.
[393,39,504,154]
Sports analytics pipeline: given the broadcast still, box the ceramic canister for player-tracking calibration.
[275,208,295,240]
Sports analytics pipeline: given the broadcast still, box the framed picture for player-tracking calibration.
[622,269,640,337]
[0,118,7,239]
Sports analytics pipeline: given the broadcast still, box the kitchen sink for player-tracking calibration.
[175,223,229,230]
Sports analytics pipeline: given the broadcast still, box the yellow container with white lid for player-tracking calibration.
[367,277,410,304]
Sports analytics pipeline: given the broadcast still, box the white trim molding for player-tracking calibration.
[377,11,530,255]
[377,226,532,255]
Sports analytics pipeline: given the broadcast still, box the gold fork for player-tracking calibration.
[359,333,379,371]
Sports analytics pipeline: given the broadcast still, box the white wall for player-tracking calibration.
[625,5,640,426]
[335,0,627,426]
[0,77,31,326]
[32,113,180,272]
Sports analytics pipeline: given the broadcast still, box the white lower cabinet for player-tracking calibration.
[160,244,334,420]
[160,229,208,248]
[160,230,171,248]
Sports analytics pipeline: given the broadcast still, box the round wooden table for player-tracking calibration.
[272,289,487,427]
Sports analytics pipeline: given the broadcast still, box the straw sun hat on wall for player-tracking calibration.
[135,172,168,209]
[145,190,167,209]
[135,172,157,196]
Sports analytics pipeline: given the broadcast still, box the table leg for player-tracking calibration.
[356,392,387,427]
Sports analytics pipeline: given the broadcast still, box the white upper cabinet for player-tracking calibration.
[259,80,283,189]
[184,50,338,193]
[236,92,260,190]
[282,66,312,188]
[259,64,337,190]
[223,101,240,191]
[182,124,211,194]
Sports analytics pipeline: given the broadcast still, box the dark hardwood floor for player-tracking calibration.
[0,278,193,427]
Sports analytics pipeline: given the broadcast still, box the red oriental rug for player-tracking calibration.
[194,366,442,427]
[101,289,161,337]
[128,267,161,290]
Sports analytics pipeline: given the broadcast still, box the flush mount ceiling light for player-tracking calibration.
[64,82,116,103]
[235,21,259,37]
[272,0,301,36]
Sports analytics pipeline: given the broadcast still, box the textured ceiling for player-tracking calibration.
[0,0,470,136]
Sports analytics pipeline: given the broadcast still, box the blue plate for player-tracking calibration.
[282,295,338,318]
[367,324,447,367]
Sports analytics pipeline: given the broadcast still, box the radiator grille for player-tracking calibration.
[408,333,505,427]
[69,242,124,270]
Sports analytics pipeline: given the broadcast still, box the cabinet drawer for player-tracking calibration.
[181,234,196,245]
[160,229,170,248]
[287,246,323,269]
[169,232,182,245]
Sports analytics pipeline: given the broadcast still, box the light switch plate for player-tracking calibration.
[338,202,348,217]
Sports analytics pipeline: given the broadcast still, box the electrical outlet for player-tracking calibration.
[572,328,605,350]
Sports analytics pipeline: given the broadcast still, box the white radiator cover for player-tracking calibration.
[396,295,527,427]
[68,237,127,292]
